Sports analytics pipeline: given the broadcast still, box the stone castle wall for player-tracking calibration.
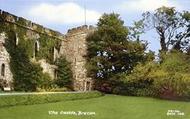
[0,10,64,40]
[0,33,13,90]
[0,9,94,91]
[60,25,95,91]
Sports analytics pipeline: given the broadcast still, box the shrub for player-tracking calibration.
[121,52,190,100]
[153,71,190,100]
[55,56,73,88]
[0,91,103,107]
[155,52,190,100]
[118,62,157,96]
[9,46,45,91]
[37,73,56,91]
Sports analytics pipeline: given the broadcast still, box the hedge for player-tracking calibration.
[0,91,103,108]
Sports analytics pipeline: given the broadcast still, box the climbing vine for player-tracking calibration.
[35,35,59,64]
[0,17,62,91]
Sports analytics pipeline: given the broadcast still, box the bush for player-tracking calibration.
[118,62,157,96]
[10,46,45,91]
[121,52,190,100]
[0,91,103,107]
[136,87,156,97]
[37,73,56,91]
[55,56,73,88]
[153,71,190,100]
[154,52,190,100]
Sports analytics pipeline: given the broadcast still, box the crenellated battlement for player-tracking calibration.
[67,25,95,35]
[0,9,64,40]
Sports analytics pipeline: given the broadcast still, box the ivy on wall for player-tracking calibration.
[0,19,60,91]
[0,13,74,91]
[0,13,61,64]
[4,29,45,91]
[35,35,59,64]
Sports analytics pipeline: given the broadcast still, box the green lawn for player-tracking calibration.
[0,95,189,119]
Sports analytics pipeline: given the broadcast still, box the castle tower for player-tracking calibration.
[60,25,95,91]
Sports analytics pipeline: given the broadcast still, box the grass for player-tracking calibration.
[0,94,189,119]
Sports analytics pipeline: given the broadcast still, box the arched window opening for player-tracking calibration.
[49,47,55,62]
[15,33,19,46]
[52,47,59,62]
[54,69,58,79]
[86,81,91,91]
[53,47,55,61]
[1,63,5,77]
[34,41,39,58]
[10,31,18,47]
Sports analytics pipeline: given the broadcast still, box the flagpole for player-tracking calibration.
[84,0,86,25]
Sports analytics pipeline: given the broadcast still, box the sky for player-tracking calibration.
[0,0,190,52]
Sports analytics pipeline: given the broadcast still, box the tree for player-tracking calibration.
[139,6,190,52]
[55,56,72,88]
[86,13,148,82]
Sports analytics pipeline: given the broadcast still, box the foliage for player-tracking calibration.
[128,20,145,40]
[138,6,190,52]
[1,25,59,91]
[0,91,103,107]
[35,35,59,64]
[0,15,63,91]
[55,56,73,88]
[119,6,190,100]
[86,13,154,94]
[0,14,61,64]
[154,52,190,99]
[122,51,190,100]
[86,13,148,82]
[36,73,55,91]
[4,31,52,91]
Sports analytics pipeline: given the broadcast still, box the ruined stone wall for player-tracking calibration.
[0,33,13,90]
[0,9,94,91]
[0,10,64,39]
[60,25,95,91]
[0,9,64,90]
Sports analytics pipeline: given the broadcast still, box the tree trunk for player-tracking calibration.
[160,33,167,52]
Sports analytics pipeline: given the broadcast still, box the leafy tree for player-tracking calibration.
[86,13,148,82]
[139,6,190,52]
[55,56,72,88]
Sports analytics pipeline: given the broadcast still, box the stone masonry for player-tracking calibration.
[60,26,94,91]
[0,32,13,90]
[0,9,94,91]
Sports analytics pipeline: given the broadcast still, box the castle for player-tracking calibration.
[0,9,94,91]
